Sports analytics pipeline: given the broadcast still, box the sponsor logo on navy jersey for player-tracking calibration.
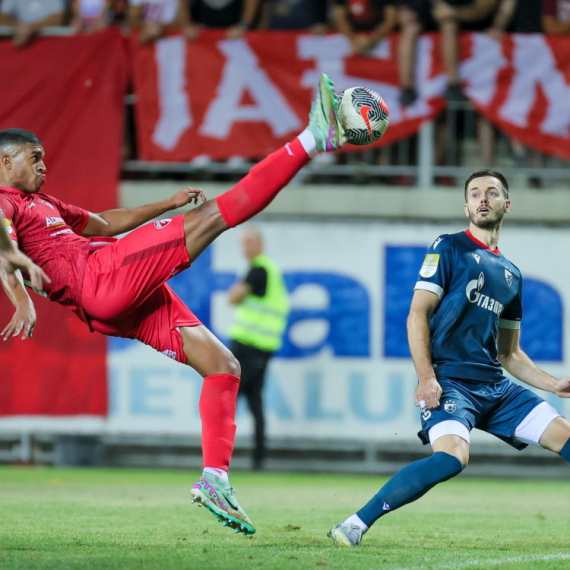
[505,269,513,286]
[465,272,504,316]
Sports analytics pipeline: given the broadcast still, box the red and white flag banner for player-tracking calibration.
[0,30,127,417]
[132,31,570,162]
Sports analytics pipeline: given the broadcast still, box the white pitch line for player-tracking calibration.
[386,552,570,570]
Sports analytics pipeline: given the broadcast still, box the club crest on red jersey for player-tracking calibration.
[154,218,172,230]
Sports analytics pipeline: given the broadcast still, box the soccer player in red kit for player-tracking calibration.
[0,74,344,535]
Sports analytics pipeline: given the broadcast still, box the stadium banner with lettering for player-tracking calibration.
[0,29,128,420]
[1,220,570,441]
[132,31,570,162]
[10,220,555,445]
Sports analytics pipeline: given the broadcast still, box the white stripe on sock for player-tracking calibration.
[297,129,317,156]
[203,467,229,482]
[344,513,368,531]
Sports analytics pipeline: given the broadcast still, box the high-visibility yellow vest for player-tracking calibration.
[229,254,289,352]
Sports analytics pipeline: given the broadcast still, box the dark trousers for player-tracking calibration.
[230,340,273,469]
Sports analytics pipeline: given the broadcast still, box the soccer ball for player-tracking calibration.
[337,87,390,146]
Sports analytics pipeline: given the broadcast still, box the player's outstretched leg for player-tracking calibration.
[214,73,345,229]
[329,451,464,547]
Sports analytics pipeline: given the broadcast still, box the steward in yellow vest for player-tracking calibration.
[228,229,289,470]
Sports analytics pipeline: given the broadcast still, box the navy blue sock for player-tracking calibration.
[558,438,570,464]
[357,451,464,528]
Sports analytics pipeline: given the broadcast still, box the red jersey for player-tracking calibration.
[0,186,92,321]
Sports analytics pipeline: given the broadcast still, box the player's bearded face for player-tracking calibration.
[465,178,509,230]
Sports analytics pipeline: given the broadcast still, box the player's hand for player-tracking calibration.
[415,377,442,409]
[0,250,50,291]
[554,377,570,398]
[2,302,37,341]
[170,187,206,209]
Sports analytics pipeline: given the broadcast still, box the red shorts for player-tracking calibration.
[81,215,201,364]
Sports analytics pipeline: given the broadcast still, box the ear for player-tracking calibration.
[463,203,469,218]
[1,155,11,170]
[504,200,511,213]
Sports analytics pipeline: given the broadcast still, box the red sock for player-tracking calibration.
[199,373,240,471]
[216,138,310,227]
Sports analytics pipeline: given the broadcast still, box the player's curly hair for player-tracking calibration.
[464,170,509,201]
[0,128,42,150]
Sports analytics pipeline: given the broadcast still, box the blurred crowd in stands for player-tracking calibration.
[1,0,569,107]
[1,0,569,186]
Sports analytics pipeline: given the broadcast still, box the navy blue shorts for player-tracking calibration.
[418,378,547,450]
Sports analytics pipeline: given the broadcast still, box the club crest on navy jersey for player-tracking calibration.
[444,400,457,414]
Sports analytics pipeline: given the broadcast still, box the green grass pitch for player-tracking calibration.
[0,466,569,570]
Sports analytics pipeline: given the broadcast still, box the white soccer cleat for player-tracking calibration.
[327,523,363,547]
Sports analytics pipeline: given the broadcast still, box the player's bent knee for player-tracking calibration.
[430,422,471,467]
[225,352,241,378]
[515,402,563,450]
[538,415,570,453]
[183,200,228,237]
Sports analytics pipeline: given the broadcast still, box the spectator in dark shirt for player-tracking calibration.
[331,0,398,55]
[261,0,328,33]
[187,0,261,40]
[543,0,570,33]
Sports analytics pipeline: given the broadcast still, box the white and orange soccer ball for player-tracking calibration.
[337,87,390,146]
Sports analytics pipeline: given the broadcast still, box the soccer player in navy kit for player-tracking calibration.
[329,170,570,547]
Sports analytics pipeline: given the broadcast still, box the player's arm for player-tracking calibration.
[497,327,570,397]
[80,187,206,238]
[0,267,37,341]
[0,215,50,291]
[407,289,443,409]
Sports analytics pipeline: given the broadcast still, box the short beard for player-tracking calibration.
[468,210,503,230]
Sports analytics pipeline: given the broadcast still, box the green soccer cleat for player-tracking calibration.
[328,523,363,547]
[308,73,346,152]
[190,473,255,535]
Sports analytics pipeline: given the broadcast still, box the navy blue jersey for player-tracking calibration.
[414,231,522,383]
